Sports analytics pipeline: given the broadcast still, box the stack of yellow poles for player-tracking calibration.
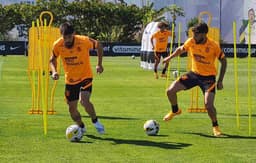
[27,11,61,135]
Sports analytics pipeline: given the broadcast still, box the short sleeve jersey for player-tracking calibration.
[53,35,94,85]
[183,37,225,76]
[151,30,172,52]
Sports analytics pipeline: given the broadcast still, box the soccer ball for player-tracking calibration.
[131,55,135,59]
[143,120,160,136]
[65,124,83,142]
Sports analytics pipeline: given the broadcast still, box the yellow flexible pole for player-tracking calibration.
[166,23,175,90]
[37,19,47,135]
[233,21,240,129]
[177,23,181,77]
[247,22,252,136]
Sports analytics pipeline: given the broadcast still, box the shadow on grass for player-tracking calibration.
[184,132,256,139]
[82,115,139,120]
[85,134,192,149]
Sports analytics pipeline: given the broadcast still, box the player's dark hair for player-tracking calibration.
[192,22,208,34]
[60,22,74,36]
[157,22,169,28]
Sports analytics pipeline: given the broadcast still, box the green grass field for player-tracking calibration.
[0,55,256,163]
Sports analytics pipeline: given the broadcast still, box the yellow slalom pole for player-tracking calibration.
[233,21,240,129]
[28,21,36,113]
[166,23,175,90]
[42,19,48,135]
[247,22,252,136]
[37,19,47,135]
[177,23,181,77]
[35,21,42,114]
[43,18,49,111]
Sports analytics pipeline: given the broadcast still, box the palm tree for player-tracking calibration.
[140,3,184,41]
[163,4,185,40]
[141,2,165,27]
[164,4,184,24]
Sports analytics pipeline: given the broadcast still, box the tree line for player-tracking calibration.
[0,0,185,42]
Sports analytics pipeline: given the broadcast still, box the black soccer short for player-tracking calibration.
[179,71,216,94]
[65,78,93,101]
[155,51,168,60]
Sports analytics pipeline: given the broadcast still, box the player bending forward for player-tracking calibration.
[162,22,227,137]
[50,22,105,135]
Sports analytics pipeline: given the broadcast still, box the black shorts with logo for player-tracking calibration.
[179,71,216,94]
[65,78,93,101]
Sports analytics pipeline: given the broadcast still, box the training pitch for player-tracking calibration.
[0,55,255,162]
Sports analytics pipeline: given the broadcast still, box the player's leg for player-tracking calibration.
[154,52,160,79]
[166,80,186,106]
[80,86,105,134]
[80,89,96,120]
[65,84,86,133]
[67,100,84,126]
[161,52,168,77]
[164,72,197,121]
[204,91,221,136]
[204,92,217,122]
[163,80,185,121]
[161,62,169,77]
[199,75,221,136]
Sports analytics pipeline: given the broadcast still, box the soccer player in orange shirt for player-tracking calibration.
[49,22,105,134]
[151,22,172,79]
[162,22,227,137]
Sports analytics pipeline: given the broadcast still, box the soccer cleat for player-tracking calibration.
[93,121,105,134]
[161,74,167,78]
[213,126,222,137]
[154,72,159,79]
[163,109,182,121]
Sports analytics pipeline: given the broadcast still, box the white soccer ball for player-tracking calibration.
[65,124,83,142]
[131,55,135,59]
[143,120,160,136]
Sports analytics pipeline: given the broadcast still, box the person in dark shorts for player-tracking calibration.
[49,22,105,135]
[151,22,172,79]
[162,22,227,137]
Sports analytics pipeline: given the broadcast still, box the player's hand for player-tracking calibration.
[217,81,223,90]
[51,72,59,80]
[96,65,104,74]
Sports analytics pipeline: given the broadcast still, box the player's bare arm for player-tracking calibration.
[49,54,59,80]
[217,56,227,90]
[150,37,155,50]
[90,38,104,74]
[162,45,186,64]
